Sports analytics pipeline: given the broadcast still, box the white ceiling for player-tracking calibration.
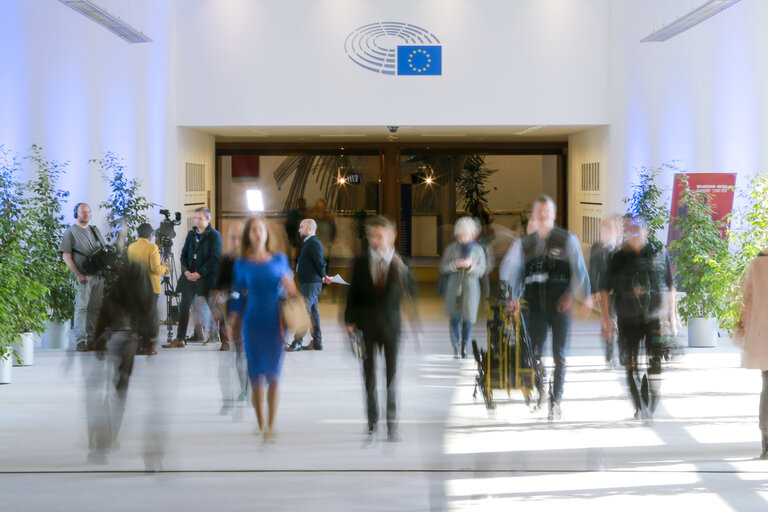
[188,125,599,143]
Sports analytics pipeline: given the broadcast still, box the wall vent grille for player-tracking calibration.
[581,162,599,192]
[186,163,205,192]
[582,215,600,245]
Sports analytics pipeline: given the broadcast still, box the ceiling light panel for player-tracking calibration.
[641,0,742,42]
[58,0,152,43]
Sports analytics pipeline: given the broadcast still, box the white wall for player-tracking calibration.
[176,0,609,127]
[568,125,610,248]
[0,0,176,234]
[607,1,768,219]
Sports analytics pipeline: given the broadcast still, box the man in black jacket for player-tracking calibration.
[345,216,417,445]
[287,218,331,351]
[162,207,222,348]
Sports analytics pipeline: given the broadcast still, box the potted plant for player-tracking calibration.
[92,152,153,289]
[668,174,730,347]
[624,163,676,253]
[717,172,768,333]
[0,147,49,377]
[456,155,495,215]
[26,145,75,349]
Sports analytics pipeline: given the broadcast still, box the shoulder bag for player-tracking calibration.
[280,294,311,334]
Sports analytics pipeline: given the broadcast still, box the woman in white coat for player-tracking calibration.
[738,251,768,459]
[440,217,486,359]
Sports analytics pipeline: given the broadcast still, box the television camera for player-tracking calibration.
[157,208,182,341]
[156,209,182,253]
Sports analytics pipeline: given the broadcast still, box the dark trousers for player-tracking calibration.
[176,278,213,341]
[526,307,570,405]
[618,319,662,413]
[362,332,399,432]
[294,282,322,344]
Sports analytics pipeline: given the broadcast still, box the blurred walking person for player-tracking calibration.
[589,216,623,367]
[736,248,768,458]
[345,216,417,446]
[600,215,676,423]
[440,217,486,359]
[86,263,160,468]
[216,221,249,416]
[228,216,297,442]
[500,195,591,421]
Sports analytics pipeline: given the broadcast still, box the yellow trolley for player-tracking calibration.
[472,301,541,410]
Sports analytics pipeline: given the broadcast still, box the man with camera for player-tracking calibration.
[60,202,108,352]
[162,207,222,348]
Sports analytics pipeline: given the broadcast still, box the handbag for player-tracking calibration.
[280,294,311,334]
[437,273,448,295]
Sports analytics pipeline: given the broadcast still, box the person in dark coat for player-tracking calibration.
[163,207,222,348]
[589,216,623,366]
[600,215,677,423]
[287,218,332,351]
[345,216,417,446]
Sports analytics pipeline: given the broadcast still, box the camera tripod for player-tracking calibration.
[160,244,180,343]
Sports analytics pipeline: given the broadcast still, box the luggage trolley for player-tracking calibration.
[472,286,541,410]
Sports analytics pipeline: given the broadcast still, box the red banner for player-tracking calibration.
[668,173,736,244]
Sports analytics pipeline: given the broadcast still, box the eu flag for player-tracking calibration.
[397,45,442,75]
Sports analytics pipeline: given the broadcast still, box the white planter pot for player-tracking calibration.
[42,320,70,349]
[687,317,718,348]
[0,350,12,384]
[12,332,35,366]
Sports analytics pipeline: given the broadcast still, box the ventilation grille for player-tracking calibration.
[581,162,599,192]
[185,162,207,206]
[582,215,600,245]
[186,163,205,192]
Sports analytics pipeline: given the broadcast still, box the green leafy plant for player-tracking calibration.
[25,145,75,323]
[624,163,675,253]
[717,172,768,332]
[93,152,153,251]
[668,174,730,322]
[0,147,49,361]
[456,155,495,214]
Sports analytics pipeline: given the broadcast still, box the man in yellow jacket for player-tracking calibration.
[128,223,169,298]
[127,223,169,355]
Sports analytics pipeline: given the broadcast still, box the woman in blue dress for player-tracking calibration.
[228,216,296,442]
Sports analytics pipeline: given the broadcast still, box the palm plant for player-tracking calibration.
[274,155,363,212]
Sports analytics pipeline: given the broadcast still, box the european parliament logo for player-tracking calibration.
[345,22,442,76]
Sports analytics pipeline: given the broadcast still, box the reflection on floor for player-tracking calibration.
[2,296,767,511]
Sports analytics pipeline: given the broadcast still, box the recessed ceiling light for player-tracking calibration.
[512,125,546,136]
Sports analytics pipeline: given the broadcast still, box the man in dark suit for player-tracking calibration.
[345,216,417,446]
[287,218,331,352]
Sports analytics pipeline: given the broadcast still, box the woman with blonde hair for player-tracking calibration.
[440,217,486,358]
[228,216,296,442]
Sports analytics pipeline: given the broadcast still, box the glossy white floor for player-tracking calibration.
[2,296,767,511]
